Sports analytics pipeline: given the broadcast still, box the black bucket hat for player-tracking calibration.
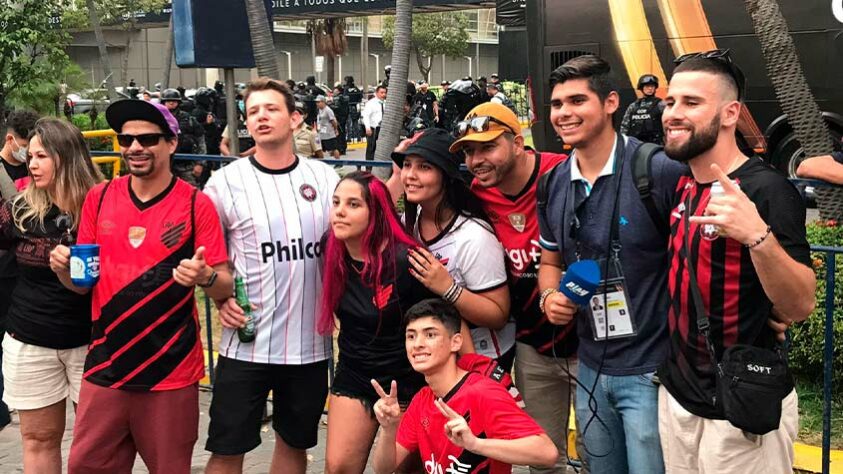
[391,128,463,182]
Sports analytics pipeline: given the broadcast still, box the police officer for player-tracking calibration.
[192,87,222,155]
[330,85,349,155]
[620,74,665,144]
[161,88,205,187]
[343,76,363,142]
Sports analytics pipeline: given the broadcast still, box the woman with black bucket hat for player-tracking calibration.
[391,128,516,371]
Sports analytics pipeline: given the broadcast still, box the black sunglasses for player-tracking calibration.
[455,116,517,138]
[116,133,167,148]
[674,49,746,100]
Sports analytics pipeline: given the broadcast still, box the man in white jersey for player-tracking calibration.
[202,78,340,474]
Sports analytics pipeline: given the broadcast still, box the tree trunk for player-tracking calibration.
[375,0,413,170]
[414,48,431,82]
[245,0,281,79]
[327,55,336,88]
[743,0,833,158]
[86,0,116,100]
[742,0,838,218]
[160,16,174,89]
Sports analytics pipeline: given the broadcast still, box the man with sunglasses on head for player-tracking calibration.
[535,55,686,474]
[659,51,815,473]
[50,99,233,473]
[448,102,578,474]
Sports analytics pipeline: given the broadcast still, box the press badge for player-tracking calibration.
[588,276,636,341]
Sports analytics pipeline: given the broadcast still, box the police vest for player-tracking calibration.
[626,97,664,143]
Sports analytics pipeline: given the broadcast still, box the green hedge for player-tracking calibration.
[788,220,843,382]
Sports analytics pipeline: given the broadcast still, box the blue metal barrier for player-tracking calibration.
[813,245,840,474]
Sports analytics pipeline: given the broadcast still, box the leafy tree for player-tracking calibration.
[382,11,469,82]
[62,0,169,94]
[0,0,70,130]
[8,62,91,117]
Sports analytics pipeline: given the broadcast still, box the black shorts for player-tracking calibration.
[321,137,339,152]
[205,356,329,454]
[330,359,425,413]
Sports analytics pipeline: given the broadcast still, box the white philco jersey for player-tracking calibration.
[418,215,514,358]
[204,156,339,364]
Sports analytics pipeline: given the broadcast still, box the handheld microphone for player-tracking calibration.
[559,260,602,306]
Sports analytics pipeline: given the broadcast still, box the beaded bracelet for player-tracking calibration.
[538,288,559,314]
[746,225,772,249]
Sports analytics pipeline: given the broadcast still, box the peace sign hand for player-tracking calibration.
[690,163,769,246]
[372,379,401,429]
[435,398,479,451]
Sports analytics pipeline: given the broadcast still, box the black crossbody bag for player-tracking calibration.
[682,195,792,435]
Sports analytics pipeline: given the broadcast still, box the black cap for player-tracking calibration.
[391,128,463,182]
[106,99,180,137]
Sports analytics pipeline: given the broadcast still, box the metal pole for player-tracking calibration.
[476,41,480,78]
[822,250,836,474]
[361,18,369,89]
[224,68,240,156]
[204,294,215,386]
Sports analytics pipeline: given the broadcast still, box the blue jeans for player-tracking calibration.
[576,361,664,474]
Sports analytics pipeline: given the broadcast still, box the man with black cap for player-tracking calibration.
[50,99,233,473]
[620,74,665,144]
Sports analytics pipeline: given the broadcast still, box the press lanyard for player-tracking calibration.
[567,134,626,262]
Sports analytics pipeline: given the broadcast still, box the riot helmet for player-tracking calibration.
[637,74,659,91]
[160,88,182,103]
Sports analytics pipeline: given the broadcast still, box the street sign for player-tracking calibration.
[315,56,325,73]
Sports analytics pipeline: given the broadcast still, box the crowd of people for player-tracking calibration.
[0,48,834,474]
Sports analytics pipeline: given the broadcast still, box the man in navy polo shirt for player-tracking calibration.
[535,55,686,473]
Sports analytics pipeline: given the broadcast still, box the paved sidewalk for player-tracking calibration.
[0,388,533,473]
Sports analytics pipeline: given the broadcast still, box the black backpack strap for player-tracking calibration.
[536,152,564,212]
[95,180,113,220]
[632,142,669,238]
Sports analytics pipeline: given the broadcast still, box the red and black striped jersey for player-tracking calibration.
[398,371,544,474]
[659,157,811,418]
[471,151,577,357]
[78,176,228,391]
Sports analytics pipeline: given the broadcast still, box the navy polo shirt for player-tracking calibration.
[537,135,687,375]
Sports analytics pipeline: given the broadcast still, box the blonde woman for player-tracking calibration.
[0,118,102,473]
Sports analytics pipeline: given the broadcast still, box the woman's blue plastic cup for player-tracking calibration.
[70,244,101,288]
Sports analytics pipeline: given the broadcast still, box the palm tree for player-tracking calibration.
[245,0,280,79]
[308,19,348,85]
[374,0,413,168]
[742,0,838,218]
[86,0,115,100]
[160,16,174,89]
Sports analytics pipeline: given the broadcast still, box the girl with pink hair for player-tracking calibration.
[320,171,434,473]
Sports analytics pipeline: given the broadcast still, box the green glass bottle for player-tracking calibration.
[234,277,256,343]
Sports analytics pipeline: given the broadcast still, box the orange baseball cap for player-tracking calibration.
[449,102,521,153]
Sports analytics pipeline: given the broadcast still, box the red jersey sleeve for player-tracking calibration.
[193,191,228,267]
[481,382,545,440]
[396,394,421,452]
[77,182,106,245]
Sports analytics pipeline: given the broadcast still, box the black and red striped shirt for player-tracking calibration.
[471,151,578,357]
[78,176,228,391]
[659,157,811,418]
